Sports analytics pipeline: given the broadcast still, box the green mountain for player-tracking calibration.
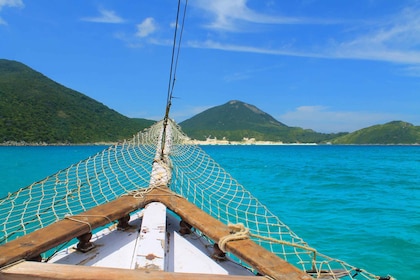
[0,59,155,144]
[330,121,420,144]
[179,100,345,143]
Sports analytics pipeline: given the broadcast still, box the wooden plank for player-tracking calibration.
[134,202,167,270]
[0,188,311,279]
[49,211,144,269]
[0,261,265,280]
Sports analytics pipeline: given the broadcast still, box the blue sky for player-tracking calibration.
[1,0,419,133]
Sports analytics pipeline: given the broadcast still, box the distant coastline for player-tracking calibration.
[186,139,419,146]
[0,141,116,147]
[185,138,317,145]
[0,140,313,146]
[1,140,419,146]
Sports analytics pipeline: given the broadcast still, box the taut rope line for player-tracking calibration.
[161,0,188,160]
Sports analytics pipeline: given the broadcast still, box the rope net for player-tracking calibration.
[0,120,386,279]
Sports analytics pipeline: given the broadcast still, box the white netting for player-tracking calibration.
[0,120,390,280]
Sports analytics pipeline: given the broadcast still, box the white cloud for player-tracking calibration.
[136,17,157,38]
[188,2,420,66]
[192,0,327,32]
[0,0,24,25]
[115,18,171,48]
[188,39,318,57]
[399,65,420,77]
[0,0,23,9]
[279,106,401,133]
[81,8,124,23]
[188,37,420,65]
[332,6,420,64]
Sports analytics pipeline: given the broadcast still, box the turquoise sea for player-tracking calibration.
[0,145,419,280]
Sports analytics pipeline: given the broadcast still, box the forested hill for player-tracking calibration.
[179,101,420,144]
[330,121,420,144]
[0,59,154,144]
[180,100,346,143]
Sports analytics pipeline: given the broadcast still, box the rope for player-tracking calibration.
[125,186,179,200]
[126,187,156,199]
[249,233,317,255]
[164,0,188,117]
[218,223,250,252]
[161,0,188,159]
[64,214,113,232]
[219,222,318,270]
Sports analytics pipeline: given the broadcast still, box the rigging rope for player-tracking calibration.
[165,0,188,114]
[161,0,188,159]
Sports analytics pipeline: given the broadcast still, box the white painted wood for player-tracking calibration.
[48,207,253,276]
[166,214,254,276]
[48,211,143,269]
[134,202,167,270]
[170,231,228,274]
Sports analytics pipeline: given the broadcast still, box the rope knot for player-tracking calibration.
[218,223,250,253]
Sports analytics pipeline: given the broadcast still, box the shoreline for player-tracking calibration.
[184,139,317,145]
[0,141,117,147]
[1,140,419,146]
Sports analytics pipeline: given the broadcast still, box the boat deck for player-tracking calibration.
[0,189,311,280]
[47,202,255,276]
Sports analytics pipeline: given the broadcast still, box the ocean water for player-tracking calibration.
[0,145,419,280]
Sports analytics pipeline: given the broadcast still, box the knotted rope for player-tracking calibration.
[218,223,318,265]
[64,214,113,231]
[218,223,250,252]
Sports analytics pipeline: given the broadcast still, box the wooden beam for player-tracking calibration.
[0,261,265,280]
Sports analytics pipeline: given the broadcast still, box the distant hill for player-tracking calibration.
[180,100,345,143]
[330,121,420,144]
[0,59,155,144]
